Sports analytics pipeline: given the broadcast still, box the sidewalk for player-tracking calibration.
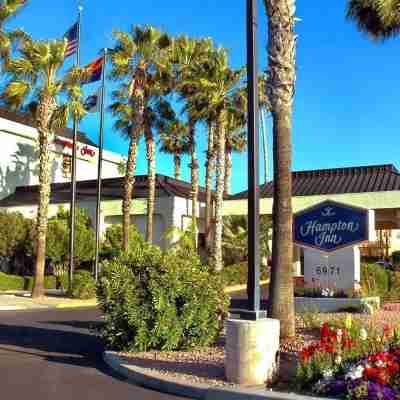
[0,290,98,311]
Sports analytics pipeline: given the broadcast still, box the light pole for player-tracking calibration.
[245,0,264,320]
[230,0,265,320]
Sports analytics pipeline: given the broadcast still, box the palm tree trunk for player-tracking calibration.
[174,153,181,180]
[265,0,296,339]
[122,71,144,249]
[32,97,53,299]
[212,115,226,272]
[189,120,198,230]
[205,120,215,253]
[145,125,156,243]
[122,132,139,250]
[224,149,232,197]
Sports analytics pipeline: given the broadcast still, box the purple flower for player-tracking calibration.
[327,380,347,396]
[367,382,398,400]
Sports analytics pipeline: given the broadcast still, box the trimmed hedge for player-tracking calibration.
[0,272,56,291]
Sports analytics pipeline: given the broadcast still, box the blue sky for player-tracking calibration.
[8,0,400,193]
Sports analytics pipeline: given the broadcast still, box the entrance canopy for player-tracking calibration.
[224,164,400,230]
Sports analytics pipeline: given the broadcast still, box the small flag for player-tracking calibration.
[64,22,79,58]
[84,87,102,113]
[82,57,103,85]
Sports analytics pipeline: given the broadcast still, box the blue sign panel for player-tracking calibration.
[293,200,369,253]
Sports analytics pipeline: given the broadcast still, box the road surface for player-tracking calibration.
[0,307,186,400]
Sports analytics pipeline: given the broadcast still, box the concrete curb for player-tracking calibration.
[224,280,269,294]
[103,351,332,400]
[55,300,98,309]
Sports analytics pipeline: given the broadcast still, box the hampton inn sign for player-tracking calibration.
[293,200,370,253]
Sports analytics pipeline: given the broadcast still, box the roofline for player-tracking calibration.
[231,163,400,198]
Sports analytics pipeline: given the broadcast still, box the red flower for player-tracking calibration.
[384,324,394,338]
[320,323,330,341]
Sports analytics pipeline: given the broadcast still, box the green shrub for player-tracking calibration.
[0,272,24,290]
[392,251,400,266]
[23,276,57,291]
[222,216,272,266]
[0,211,32,258]
[0,272,56,291]
[71,270,96,299]
[26,207,95,267]
[386,271,400,301]
[360,263,390,297]
[220,262,269,286]
[101,224,144,259]
[97,242,229,352]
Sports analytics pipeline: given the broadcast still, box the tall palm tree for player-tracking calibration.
[204,115,216,254]
[347,0,400,40]
[224,127,247,196]
[186,48,244,271]
[109,82,141,250]
[2,38,86,298]
[264,0,297,338]
[0,0,28,66]
[171,36,212,230]
[159,120,190,180]
[110,26,171,245]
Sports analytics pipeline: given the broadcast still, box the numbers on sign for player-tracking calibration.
[315,265,341,276]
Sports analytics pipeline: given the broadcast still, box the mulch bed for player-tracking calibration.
[114,308,400,390]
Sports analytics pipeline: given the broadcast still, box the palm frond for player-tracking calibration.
[2,79,30,108]
[347,0,400,40]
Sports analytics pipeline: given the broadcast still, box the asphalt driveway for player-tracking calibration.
[0,307,186,400]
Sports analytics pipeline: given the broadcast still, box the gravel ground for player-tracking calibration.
[115,307,400,389]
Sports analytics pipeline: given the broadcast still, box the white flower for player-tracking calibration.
[359,328,368,341]
[376,360,384,368]
[335,356,342,365]
[322,369,334,379]
[346,365,364,380]
[337,329,343,336]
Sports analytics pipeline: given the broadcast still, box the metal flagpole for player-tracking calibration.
[68,5,82,293]
[260,108,269,184]
[94,49,107,282]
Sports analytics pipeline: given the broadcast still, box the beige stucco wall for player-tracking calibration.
[0,117,123,200]
[1,195,205,250]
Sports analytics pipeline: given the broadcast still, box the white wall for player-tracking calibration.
[0,116,123,199]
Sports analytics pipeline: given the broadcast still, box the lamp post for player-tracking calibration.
[246,0,261,318]
[230,0,266,320]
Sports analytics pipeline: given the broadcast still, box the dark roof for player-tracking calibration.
[231,164,400,199]
[0,175,208,207]
[0,107,96,147]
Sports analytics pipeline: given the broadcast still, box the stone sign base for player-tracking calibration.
[225,318,280,385]
[295,296,380,314]
[304,246,360,291]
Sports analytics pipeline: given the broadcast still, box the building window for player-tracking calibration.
[62,154,72,178]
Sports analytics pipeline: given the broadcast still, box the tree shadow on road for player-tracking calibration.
[0,323,126,382]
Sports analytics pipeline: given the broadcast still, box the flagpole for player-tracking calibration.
[94,48,107,281]
[68,5,82,294]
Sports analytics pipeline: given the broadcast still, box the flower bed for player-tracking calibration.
[297,318,400,399]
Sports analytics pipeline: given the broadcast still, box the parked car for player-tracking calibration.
[376,260,394,270]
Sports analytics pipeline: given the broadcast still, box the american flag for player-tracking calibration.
[64,22,79,58]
